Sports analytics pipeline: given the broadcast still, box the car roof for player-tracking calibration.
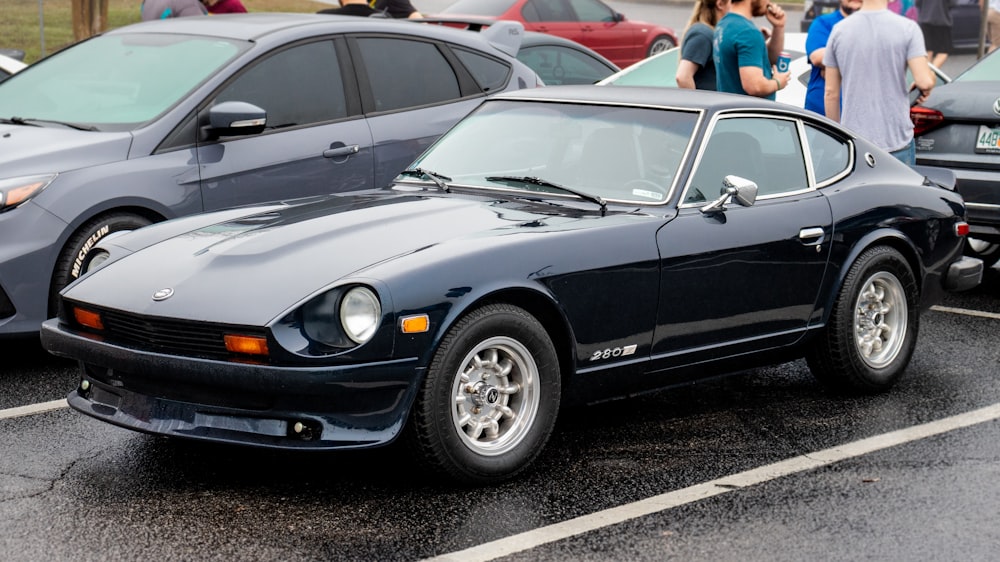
[494,84,794,113]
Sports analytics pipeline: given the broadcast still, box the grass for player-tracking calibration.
[2,0,324,63]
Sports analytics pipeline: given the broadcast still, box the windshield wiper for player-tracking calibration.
[486,175,606,215]
[0,116,97,131]
[398,167,451,192]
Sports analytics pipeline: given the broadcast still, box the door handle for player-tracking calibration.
[323,144,360,159]
[799,227,825,246]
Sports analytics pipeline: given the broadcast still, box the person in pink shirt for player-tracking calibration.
[202,0,247,14]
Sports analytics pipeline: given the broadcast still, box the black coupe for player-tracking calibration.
[42,87,983,484]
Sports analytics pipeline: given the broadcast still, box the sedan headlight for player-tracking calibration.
[0,174,58,211]
[301,285,381,348]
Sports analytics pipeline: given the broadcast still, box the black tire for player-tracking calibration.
[50,212,153,315]
[964,237,1000,269]
[405,303,561,484]
[647,35,675,58]
[806,246,919,393]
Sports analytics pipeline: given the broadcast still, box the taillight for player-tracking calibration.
[954,221,970,237]
[911,106,945,136]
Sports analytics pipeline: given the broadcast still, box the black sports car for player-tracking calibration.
[42,86,982,484]
[913,48,1000,267]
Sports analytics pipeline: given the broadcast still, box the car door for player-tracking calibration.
[196,38,374,211]
[351,36,507,188]
[520,0,584,45]
[567,0,635,64]
[649,114,834,372]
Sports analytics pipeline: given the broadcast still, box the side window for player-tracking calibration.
[805,123,851,184]
[524,0,576,21]
[454,48,511,92]
[517,45,613,85]
[215,41,347,129]
[568,0,615,22]
[357,37,461,112]
[686,117,808,203]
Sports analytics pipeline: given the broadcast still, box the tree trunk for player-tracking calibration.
[72,0,109,41]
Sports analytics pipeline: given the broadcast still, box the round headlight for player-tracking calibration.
[340,287,381,344]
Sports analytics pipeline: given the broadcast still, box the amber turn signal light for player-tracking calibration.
[73,307,104,330]
[224,334,269,356]
[400,314,429,334]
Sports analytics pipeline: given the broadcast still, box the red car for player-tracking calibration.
[436,0,676,68]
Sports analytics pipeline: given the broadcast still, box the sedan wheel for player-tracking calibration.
[806,246,918,393]
[647,35,675,58]
[406,304,560,484]
[965,237,1000,268]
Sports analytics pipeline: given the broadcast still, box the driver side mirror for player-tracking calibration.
[700,175,758,213]
[205,101,267,139]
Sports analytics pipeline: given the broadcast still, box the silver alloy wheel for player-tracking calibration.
[648,37,674,56]
[967,237,998,255]
[853,271,907,369]
[451,336,539,456]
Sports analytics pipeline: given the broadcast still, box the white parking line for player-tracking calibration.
[425,403,1000,562]
[0,399,68,420]
[930,305,1000,321]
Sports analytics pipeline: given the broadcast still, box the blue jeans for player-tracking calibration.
[890,139,916,166]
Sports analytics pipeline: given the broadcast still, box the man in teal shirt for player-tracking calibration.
[713,0,789,99]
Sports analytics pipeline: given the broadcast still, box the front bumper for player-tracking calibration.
[944,255,983,292]
[41,318,423,450]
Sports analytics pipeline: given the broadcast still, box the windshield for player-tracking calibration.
[0,33,245,131]
[407,100,698,205]
[442,0,518,15]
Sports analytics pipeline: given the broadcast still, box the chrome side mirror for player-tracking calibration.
[700,175,758,214]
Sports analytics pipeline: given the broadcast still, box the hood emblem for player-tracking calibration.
[152,288,174,301]
[994,98,1000,117]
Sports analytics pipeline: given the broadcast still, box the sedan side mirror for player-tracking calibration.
[206,101,267,138]
[700,175,758,214]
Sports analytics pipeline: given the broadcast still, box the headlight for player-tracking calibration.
[0,174,58,211]
[340,287,381,344]
[300,286,381,349]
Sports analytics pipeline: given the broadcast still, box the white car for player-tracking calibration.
[599,32,947,109]
[0,52,27,83]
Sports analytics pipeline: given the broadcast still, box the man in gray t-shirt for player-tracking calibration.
[141,0,208,20]
[823,0,934,165]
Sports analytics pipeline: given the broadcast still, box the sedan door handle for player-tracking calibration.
[799,227,825,245]
[323,144,360,159]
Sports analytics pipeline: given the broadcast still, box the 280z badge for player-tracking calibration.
[589,344,638,361]
[152,288,174,301]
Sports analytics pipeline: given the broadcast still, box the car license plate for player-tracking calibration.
[974,125,1000,154]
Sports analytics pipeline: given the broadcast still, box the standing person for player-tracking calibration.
[318,0,376,16]
[804,0,862,114]
[141,0,207,19]
[713,0,790,99]
[823,0,935,165]
[202,0,247,14]
[982,0,1000,53]
[676,0,732,90]
[915,0,953,67]
[371,0,422,18]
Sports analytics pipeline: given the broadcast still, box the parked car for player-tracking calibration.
[913,48,1000,267]
[42,86,981,484]
[801,0,983,50]
[434,0,677,68]
[0,52,26,83]
[515,30,619,84]
[599,32,949,108]
[0,13,538,337]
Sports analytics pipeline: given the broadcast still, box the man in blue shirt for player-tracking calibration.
[714,0,789,99]
[804,0,862,113]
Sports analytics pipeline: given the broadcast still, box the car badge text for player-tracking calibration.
[152,288,174,301]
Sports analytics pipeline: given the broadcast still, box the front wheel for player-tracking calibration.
[647,35,675,58]
[806,246,919,393]
[405,304,561,484]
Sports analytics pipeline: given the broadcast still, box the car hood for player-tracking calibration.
[0,125,132,176]
[63,190,621,326]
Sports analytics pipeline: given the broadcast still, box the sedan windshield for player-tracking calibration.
[407,100,698,205]
[0,33,245,131]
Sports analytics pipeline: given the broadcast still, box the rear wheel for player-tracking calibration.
[647,35,675,58]
[405,304,561,484]
[50,212,153,315]
[806,246,919,393]
[964,237,1000,268]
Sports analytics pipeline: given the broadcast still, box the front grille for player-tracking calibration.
[69,301,267,361]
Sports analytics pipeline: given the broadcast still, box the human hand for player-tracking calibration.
[766,3,786,28]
